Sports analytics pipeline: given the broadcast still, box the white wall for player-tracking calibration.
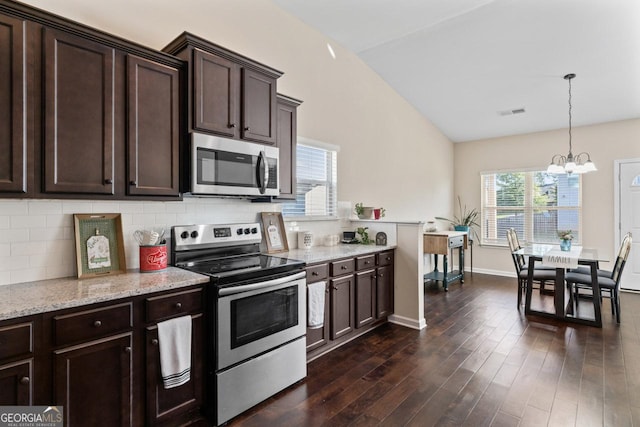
[0,0,453,285]
[454,118,640,275]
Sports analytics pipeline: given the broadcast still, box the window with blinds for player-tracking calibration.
[480,170,582,246]
[282,143,338,218]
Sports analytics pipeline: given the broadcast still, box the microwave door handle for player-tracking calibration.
[257,150,268,194]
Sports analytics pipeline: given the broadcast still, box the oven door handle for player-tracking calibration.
[218,271,306,296]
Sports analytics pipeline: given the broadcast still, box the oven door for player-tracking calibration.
[191,133,278,196]
[217,271,306,370]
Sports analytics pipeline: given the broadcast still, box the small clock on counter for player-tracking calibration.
[375,232,387,246]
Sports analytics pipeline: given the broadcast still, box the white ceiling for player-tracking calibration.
[272,0,640,142]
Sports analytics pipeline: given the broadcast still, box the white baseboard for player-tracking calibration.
[388,314,427,330]
[465,267,515,278]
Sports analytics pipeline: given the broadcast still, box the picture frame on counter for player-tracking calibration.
[260,212,289,253]
[73,213,126,278]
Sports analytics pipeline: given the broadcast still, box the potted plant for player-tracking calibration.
[435,196,480,238]
[355,203,374,219]
[558,229,573,251]
[373,207,386,220]
[356,227,371,244]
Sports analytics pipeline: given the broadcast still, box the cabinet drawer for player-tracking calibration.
[306,263,328,282]
[146,287,203,323]
[53,303,132,347]
[356,255,376,271]
[377,250,394,267]
[0,322,33,359]
[330,259,355,276]
[448,236,464,248]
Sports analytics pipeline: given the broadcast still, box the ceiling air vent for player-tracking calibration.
[498,108,526,116]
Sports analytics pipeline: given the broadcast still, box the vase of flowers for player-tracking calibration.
[558,230,573,251]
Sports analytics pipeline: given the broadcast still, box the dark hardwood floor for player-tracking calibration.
[225,273,640,426]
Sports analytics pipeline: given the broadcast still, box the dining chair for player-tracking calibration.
[506,228,557,308]
[565,232,632,323]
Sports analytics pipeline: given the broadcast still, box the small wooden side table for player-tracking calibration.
[423,231,468,291]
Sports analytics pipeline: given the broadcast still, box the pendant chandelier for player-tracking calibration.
[546,73,597,174]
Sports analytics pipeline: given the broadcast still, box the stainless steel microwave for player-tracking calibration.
[190,133,279,197]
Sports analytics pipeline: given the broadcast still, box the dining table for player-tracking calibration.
[516,244,608,327]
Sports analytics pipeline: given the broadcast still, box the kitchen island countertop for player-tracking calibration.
[282,244,396,265]
[0,267,209,321]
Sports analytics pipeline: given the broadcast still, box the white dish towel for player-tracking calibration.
[157,315,192,389]
[307,281,326,329]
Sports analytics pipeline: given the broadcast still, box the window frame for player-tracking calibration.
[480,168,582,247]
[281,137,339,220]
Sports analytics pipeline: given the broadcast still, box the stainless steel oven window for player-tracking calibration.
[230,285,298,349]
[217,273,306,370]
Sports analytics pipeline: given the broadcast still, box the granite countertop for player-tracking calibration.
[283,244,396,265]
[0,267,210,321]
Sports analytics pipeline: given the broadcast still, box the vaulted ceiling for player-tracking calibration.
[273,0,640,142]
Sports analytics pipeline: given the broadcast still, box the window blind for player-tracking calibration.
[481,170,582,246]
[282,144,338,218]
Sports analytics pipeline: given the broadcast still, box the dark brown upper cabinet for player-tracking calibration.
[126,55,180,197]
[193,50,240,138]
[0,1,183,200]
[163,32,283,146]
[275,94,302,200]
[0,14,30,194]
[43,28,116,195]
[242,68,277,144]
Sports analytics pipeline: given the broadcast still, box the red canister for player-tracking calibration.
[139,244,167,272]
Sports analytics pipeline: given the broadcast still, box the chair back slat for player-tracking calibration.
[506,228,526,273]
[612,233,632,284]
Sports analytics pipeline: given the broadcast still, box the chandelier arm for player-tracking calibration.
[574,152,592,162]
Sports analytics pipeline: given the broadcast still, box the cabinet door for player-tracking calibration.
[145,314,203,425]
[275,96,298,199]
[241,68,276,145]
[127,55,180,197]
[0,359,32,405]
[355,270,376,328]
[306,282,329,352]
[193,49,239,138]
[43,28,115,194]
[330,275,354,340]
[0,15,28,194]
[376,265,393,318]
[54,333,133,427]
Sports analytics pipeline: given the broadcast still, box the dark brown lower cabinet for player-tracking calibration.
[330,275,355,340]
[307,250,395,361]
[0,359,32,405]
[145,314,203,426]
[376,265,393,318]
[305,281,330,352]
[53,333,133,427]
[355,269,376,328]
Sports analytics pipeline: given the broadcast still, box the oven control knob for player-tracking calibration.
[190,231,199,239]
[243,228,251,235]
[251,227,258,234]
[180,231,189,239]
[236,228,243,235]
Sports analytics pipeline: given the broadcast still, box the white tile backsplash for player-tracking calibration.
[0,197,399,286]
[0,197,281,286]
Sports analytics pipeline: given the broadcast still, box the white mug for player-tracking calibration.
[298,231,313,249]
[324,234,339,246]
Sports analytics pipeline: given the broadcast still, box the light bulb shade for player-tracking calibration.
[547,164,564,174]
[564,161,576,173]
[582,160,597,172]
[573,164,586,174]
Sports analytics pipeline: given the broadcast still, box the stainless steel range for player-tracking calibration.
[171,222,306,426]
